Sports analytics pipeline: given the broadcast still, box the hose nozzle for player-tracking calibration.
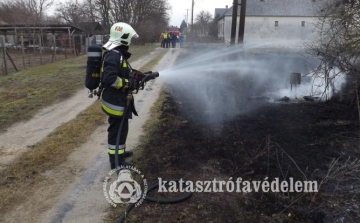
[151,71,159,78]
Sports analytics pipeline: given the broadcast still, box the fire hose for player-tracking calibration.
[114,72,193,223]
[115,180,193,223]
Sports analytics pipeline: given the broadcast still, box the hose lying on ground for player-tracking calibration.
[116,179,193,223]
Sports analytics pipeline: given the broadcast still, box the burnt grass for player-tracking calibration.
[126,54,360,223]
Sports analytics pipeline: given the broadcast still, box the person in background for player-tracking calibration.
[161,31,167,48]
[159,33,163,47]
[166,32,171,48]
[179,32,184,48]
[171,33,177,48]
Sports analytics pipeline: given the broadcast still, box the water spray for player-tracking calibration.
[156,43,346,124]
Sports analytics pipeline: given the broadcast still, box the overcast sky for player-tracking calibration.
[168,0,233,27]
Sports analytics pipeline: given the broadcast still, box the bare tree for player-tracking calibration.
[83,0,100,22]
[27,0,54,22]
[195,10,212,37]
[131,0,171,43]
[1,0,171,45]
[56,0,89,26]
[0,1,23,23]
[188,10,214,42]
[0,0,53,24]
[109,0,133,24]
[306,0,360,142]
[52,0,170,43]
[209,13,220,39]
[95,0,111,30]
[306,0,360,88]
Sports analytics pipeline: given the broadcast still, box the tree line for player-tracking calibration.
[308,0,360,78]
[0,0,172,44]
[306,0,360,103]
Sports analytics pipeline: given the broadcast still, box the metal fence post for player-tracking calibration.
[21,36,26,69]
[1,37,8,75]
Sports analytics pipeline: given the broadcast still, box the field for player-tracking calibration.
[117,48,360,223]
[1,44,359,223]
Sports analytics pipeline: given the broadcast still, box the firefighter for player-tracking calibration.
[101,22,139,169]
[171,33,177,48]
[166,33,171,48]
[159,33,164,47]
[162,31,168,48]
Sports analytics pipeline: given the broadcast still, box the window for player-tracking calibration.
[275,21,278,27]
[301,21,305,26]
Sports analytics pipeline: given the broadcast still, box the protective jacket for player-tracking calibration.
[162,32,168,39]
[101,46,134,118]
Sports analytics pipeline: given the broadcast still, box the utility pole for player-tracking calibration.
[238,0,247,44]
[191,0,195,33]
[185,9,189,34]
[230,0,238,45]
[186,9,189,24]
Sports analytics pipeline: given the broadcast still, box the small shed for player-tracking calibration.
[78,22,105,36]
[0,23,84,46]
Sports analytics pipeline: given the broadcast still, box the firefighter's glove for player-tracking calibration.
[125,78,136,91]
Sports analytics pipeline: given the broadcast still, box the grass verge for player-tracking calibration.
[0,43,159,132]
[0,43,165,218]
[0,100,104,215]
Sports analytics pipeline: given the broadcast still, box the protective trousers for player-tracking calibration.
[108,116,129,169]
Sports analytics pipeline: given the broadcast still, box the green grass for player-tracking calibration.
[0,43,159,132]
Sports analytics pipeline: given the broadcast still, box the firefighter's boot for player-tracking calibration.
[109,154,133,169]
[123,150,133,158]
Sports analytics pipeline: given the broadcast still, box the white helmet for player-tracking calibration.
[103,22,139,50]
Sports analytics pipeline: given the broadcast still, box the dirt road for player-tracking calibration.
[2,48,181,223]
[0,48,161,170]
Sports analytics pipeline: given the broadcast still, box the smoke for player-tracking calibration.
[159,43,346,124]
[277,66,346,100]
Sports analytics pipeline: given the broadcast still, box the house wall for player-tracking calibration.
[220,16,318,47]
[218,17,226,40]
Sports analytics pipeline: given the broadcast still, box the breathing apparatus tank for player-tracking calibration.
[85,44,103,95]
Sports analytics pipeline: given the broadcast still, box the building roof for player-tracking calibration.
[78,22,105,35]
[215,8,230,18]
[219,0,322,18]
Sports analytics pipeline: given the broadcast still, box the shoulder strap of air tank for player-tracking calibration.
[111,49,132,70]
[96,50,109,99]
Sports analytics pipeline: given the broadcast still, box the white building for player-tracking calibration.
[215,0,322,48]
